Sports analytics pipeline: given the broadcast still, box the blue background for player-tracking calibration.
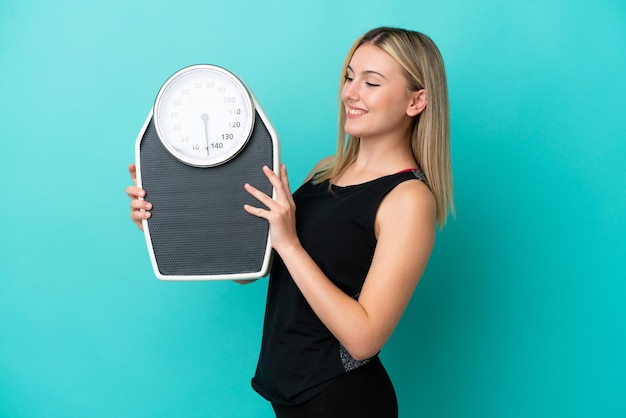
[1,0,625,417]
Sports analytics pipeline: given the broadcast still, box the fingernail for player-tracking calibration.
[146,203,152,210]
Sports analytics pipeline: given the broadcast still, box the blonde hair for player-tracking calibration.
[314,27,454,228]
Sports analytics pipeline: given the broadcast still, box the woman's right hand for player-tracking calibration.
[126,163,152,231]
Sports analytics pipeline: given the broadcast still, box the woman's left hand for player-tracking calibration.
[244,165,299,254]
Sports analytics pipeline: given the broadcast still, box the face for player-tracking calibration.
[341,43,425,142]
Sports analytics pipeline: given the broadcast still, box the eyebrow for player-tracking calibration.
[346,65,387,79]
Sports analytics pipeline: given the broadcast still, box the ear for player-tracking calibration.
[406,89,427,117]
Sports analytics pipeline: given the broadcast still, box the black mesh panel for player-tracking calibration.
[138,113,273,277]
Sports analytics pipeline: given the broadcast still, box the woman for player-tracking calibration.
[127,26,453,417]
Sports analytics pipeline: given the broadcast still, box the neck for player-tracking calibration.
[335,134,416,186]
[355,133,416,172]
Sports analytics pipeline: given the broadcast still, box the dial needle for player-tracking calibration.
[201,113,210,157]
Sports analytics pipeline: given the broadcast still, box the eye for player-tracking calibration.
[365,82,380,87]
[344,75,353,82]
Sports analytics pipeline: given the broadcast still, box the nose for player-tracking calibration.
[341,79,358,103]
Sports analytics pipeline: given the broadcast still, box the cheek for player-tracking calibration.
[369,90,397,109]
[381,93,412,116]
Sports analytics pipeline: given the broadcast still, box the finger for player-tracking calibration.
[243,203,269,219]
[270,164,295,209]
[280,165,291,190]
[131,210,151,227]
[263,165,289,201]
[128,164,138,186]
[131,208,152,221]
[262,165,281,186]
[279,164,295,205]
[130,199,152,211]
[244,182,276,209]
[126,185,146,199]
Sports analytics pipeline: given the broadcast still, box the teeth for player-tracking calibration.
[348,109,366,115]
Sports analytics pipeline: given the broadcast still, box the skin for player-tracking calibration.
[126,163,150,231]
[127,43,436,361]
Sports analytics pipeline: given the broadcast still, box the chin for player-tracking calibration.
[343,123,363,138]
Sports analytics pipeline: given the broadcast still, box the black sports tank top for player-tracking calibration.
[251,170,428,406]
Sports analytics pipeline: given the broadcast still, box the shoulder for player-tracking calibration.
[385,177,435,217]
[303,155,336,183]
[376,177,436,235]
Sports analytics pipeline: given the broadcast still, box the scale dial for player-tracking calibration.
[153,64,255,167]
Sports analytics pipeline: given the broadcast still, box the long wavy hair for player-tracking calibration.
[314,27,454,228]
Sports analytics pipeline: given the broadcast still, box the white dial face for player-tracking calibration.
[154,65,255,167]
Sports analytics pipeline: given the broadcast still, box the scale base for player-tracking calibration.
[135,109,278,280]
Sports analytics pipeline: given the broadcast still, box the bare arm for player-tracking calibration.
[244,165,436,360]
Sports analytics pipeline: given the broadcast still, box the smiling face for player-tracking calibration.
[341,43,426,143]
